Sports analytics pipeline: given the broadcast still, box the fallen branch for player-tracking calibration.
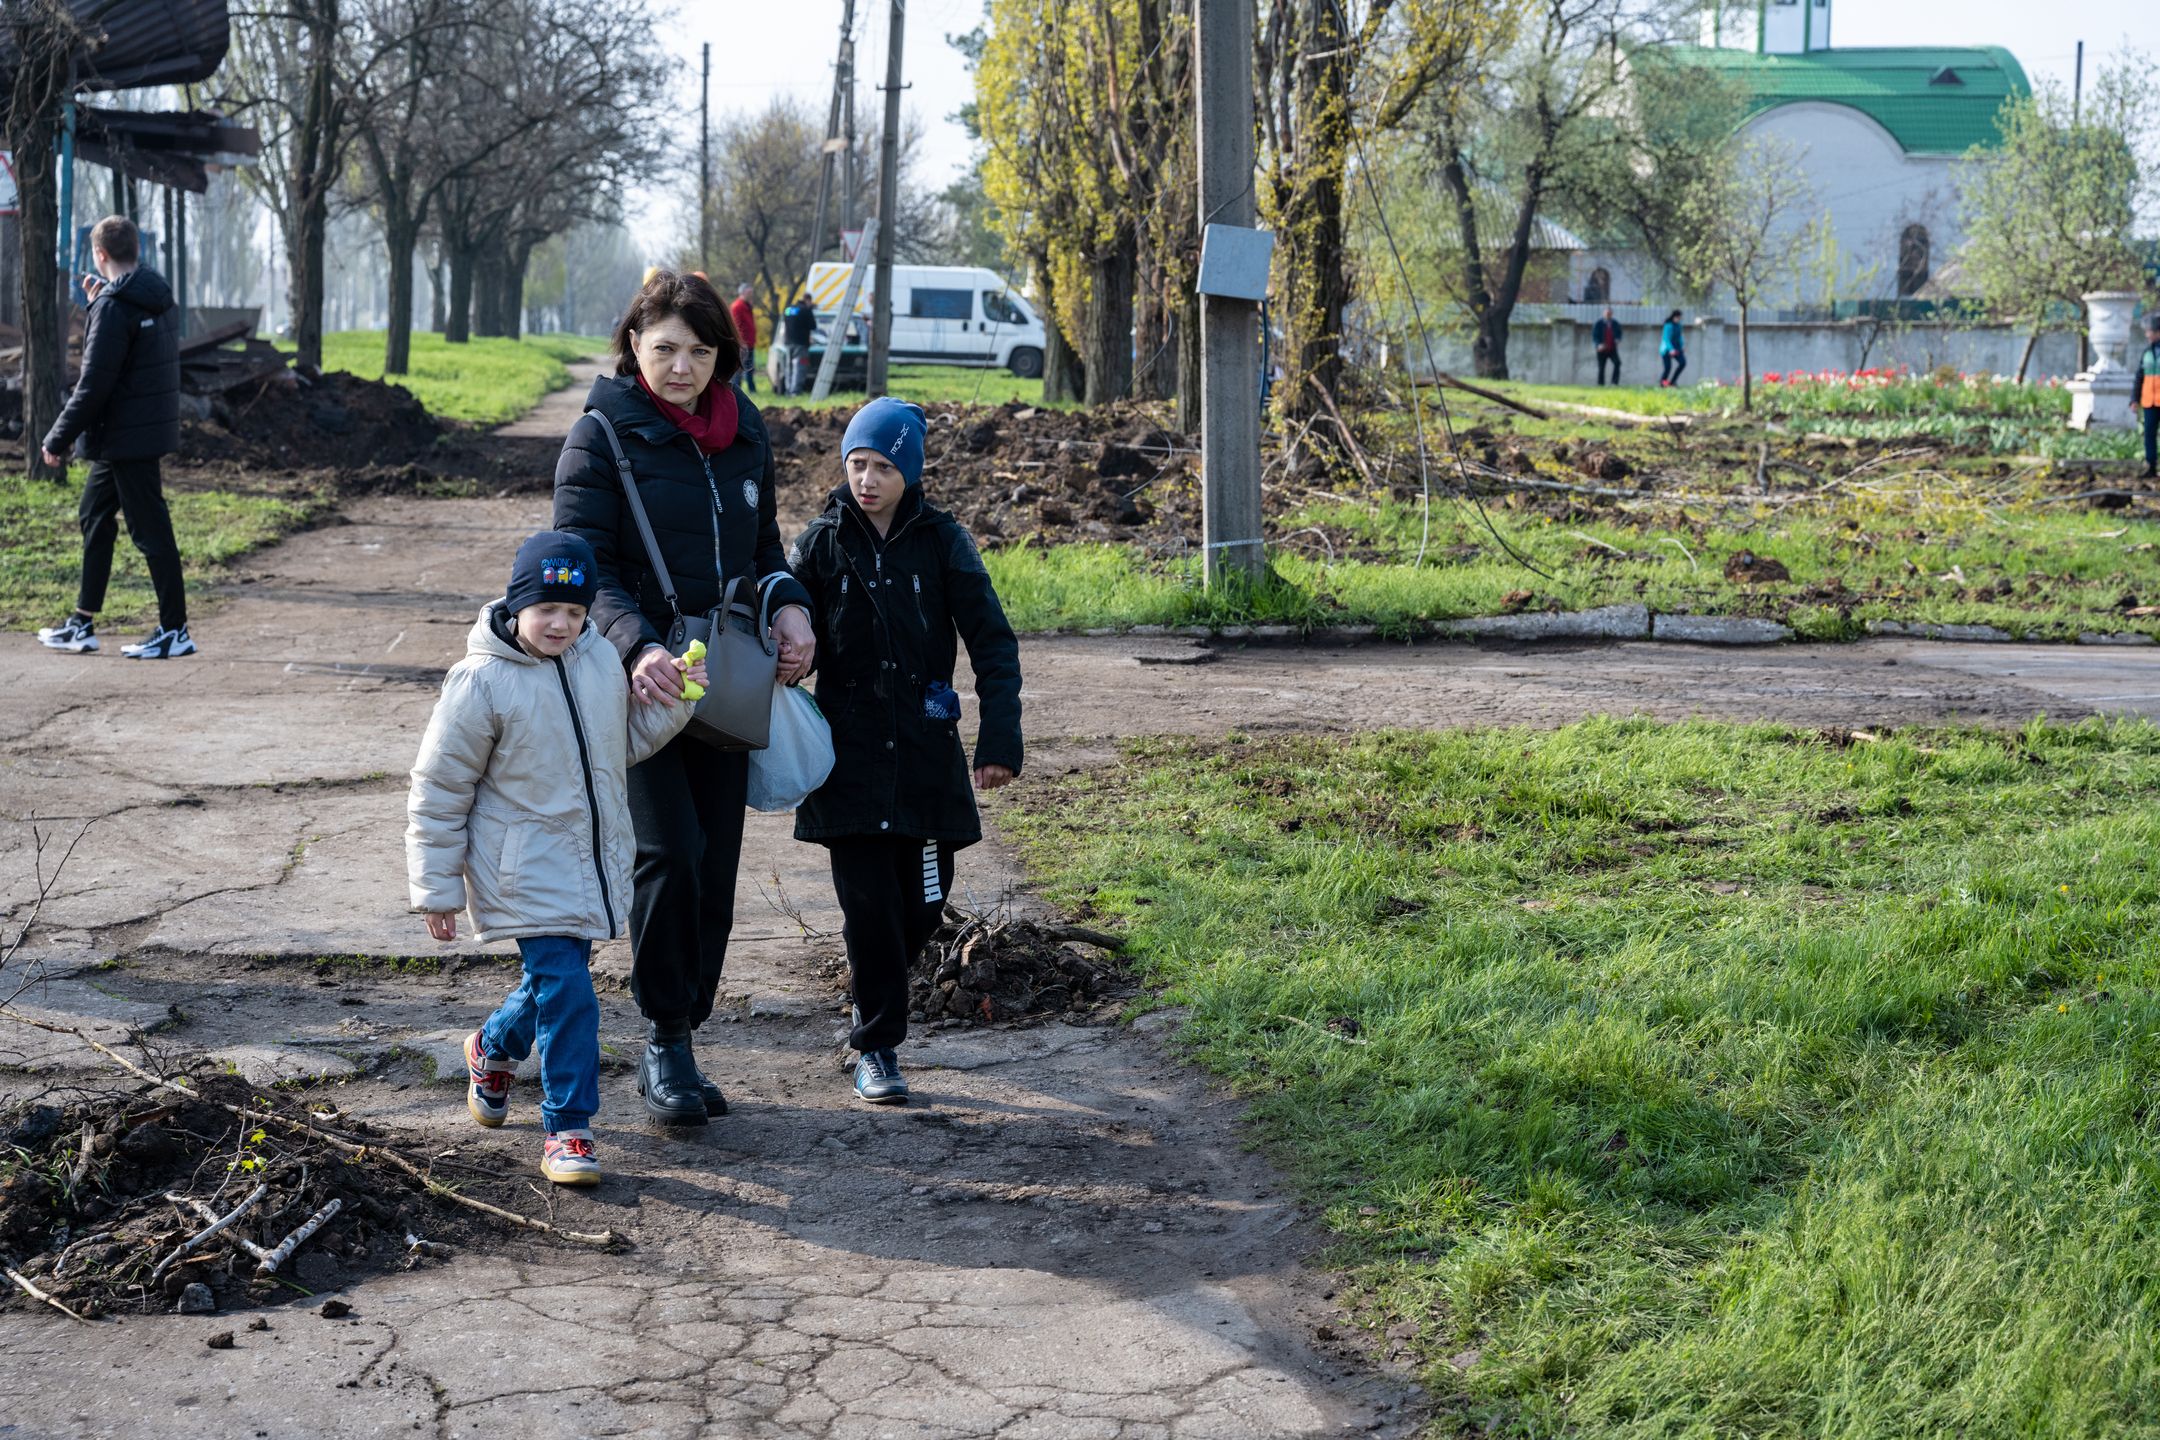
[1421,372,1548,420]
[1306,375,1382,491]
[1043,925,1127,953]
[166,1191,276,1268]
[151,1182,267,1280]
[1,1009,619,1249]
[256,1198,342,1274]
[5,1265,102,1324]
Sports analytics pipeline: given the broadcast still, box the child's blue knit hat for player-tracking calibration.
[505,530,597,614]
[841,397,927,487]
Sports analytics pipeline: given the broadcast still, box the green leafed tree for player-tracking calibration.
[1957,54,2156,381]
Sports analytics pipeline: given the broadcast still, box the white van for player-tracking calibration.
[804,263,1047,378]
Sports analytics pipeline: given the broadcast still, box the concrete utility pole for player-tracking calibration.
[1195,0,1264,583]
[699,43,712,271]
[865,0,906,395]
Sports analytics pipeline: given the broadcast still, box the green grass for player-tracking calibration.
[1487,378,2142,460]
[775,363,1070,412]
[301,331,609,424]
[0,469,324,630]
[1006,718,2160,1437]
[984,490,2160,641]
[1480,381,1702,418]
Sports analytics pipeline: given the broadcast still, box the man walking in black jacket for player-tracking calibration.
[36,215,190,659]
[1592,306,1623,387]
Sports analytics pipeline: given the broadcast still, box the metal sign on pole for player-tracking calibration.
[810,215,877,402]
[1195,0,1265,584]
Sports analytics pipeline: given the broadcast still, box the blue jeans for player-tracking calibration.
[480,936,599,1133]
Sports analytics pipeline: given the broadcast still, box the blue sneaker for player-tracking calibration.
[853,1049,909,1105]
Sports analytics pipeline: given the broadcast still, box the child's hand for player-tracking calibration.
[974,764,1016,791]
[425,911,458,942]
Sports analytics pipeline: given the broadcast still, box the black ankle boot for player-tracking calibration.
[638,1022,708,1126]
[689,1054,728,1117]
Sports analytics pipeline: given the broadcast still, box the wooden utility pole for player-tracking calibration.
[865,0,906,395]
[1195,0,1264,583]
[699,43,712,271]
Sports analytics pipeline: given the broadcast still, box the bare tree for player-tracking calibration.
[1675,137,1818,411]
[2,0,89,479]
[223,0,357,372]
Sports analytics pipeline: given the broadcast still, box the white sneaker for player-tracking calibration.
[121,625,195,659]
[37,614,98,653]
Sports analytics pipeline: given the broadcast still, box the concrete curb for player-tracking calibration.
[1027,611,2160,650]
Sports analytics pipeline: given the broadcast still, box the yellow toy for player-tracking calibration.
[677,638,707,701]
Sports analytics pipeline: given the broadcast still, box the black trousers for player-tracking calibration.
[1596,351,1620,385]
[2144,406,2158,473]
[1661,351,1687,385]
[77,457,186,629]
[826,835,954,1054]
[624,734,749,1029]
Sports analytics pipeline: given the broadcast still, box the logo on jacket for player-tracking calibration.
[742,477,759,508]
[541,560,586,586]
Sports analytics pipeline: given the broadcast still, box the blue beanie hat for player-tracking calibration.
[841,397,927,487]
[504,530,598,614]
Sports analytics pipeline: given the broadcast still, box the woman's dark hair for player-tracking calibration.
[611,268,741,380]
[1665,308,1683,325]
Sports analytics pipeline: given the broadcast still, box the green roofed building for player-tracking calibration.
[1642,0,2033,303]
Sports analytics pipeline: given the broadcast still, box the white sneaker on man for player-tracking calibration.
[120,625,195,659]
[37,614,98,653]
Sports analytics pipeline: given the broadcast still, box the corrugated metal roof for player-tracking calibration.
[1669,45,2032,155]
[0,0,230,90]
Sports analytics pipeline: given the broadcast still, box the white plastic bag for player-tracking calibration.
[746,684,836,812]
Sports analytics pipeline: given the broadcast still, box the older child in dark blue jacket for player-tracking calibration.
[788,399,1024,1103]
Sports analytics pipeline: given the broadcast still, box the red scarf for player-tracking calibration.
[636,372,739,454]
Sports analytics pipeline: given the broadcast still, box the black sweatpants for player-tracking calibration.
[826,835,954,1054]
[2144,406,2158,474]
[624,733,750,1029]
[77,457,186,629]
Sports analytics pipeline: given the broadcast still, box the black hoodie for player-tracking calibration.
[44,266,181,462]
[552,372,812,667]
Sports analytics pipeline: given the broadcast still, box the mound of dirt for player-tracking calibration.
[914,906,1129,1026]
[181,371,444,472]
[0,1074,565,1319]
[767,400,1213,550]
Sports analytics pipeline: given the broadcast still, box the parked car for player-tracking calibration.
[803,263,1046,378]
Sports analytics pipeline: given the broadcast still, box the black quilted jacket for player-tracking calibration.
[551,373,811,666]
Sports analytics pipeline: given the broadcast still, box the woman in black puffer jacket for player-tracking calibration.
[553,268,815,1126]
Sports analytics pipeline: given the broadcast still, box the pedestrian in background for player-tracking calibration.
[1592,306,1624,387]
[1659,309,1688,388]
[731,282,760,394]
[35,215,189,660]
[2140,312,2160,481]
[781,292,817,396]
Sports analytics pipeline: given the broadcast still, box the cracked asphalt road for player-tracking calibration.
[5,462,2159,1436]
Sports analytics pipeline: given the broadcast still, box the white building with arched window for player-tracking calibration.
[1580,0,2030,310]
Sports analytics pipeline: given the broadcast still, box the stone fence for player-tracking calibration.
[1404,315,2086,388]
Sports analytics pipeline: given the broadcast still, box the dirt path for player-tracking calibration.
[494,358,608,440]
[3,479,2157,1437]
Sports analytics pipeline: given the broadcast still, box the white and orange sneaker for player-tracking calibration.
[464,1030,513,1127]
[540,1129,601,1186]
